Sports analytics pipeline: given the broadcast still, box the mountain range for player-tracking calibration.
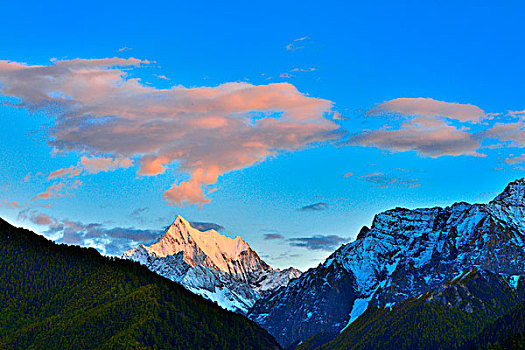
[248,178,525,348]
[4,179,525,349]
[124,215,301,313]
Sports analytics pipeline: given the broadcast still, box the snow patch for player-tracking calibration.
[509,275,521,289]
[340,296,373,333]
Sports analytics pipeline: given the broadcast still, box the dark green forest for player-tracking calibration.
[464,293,525,350]
[297,272,525,350]
[0,218,280,350]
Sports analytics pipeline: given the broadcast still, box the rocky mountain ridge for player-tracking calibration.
[249,179,525,347]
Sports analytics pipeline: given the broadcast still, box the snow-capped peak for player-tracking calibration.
[487,178,525,232]
[132,215,254,273]
[490,178,525,207]
[125,214,271,276]
[123,214,301,314]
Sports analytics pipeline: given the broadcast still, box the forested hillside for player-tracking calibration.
[297,269,524,350]
[0,218,280,350]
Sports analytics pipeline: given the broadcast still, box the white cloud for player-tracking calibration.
[286,37,310,51]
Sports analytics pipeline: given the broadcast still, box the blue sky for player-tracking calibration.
[1,1,524,270]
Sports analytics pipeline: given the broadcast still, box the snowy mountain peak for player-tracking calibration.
[123,215,300,313]
[171,215,190,230]
[490,178,525,207]
[133,215,255,272]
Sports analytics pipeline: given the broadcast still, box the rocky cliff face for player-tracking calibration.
[124,215,301,313]
[249,179,525,347]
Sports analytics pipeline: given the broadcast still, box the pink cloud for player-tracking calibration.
[354,119,483,157]
[33,180,82,201]
[81,156,133,174]
[368,97,485,123]
[48,165,82,179]
[349,97,495,158]
[17,209,58,227]
[33,183,65,200]
[154,74,170,80]
[505,154,525,165]
[0,58,338,206]
[484,121,525,147]
[138,156,171,176]
[33,213,55,225]
[163,167,220,206]
[1,200,22,209]
[360,172,384,178]
[507,110,525,119]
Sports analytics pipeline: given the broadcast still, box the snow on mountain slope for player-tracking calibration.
[124,215,301,313]
[249,179,525,347]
